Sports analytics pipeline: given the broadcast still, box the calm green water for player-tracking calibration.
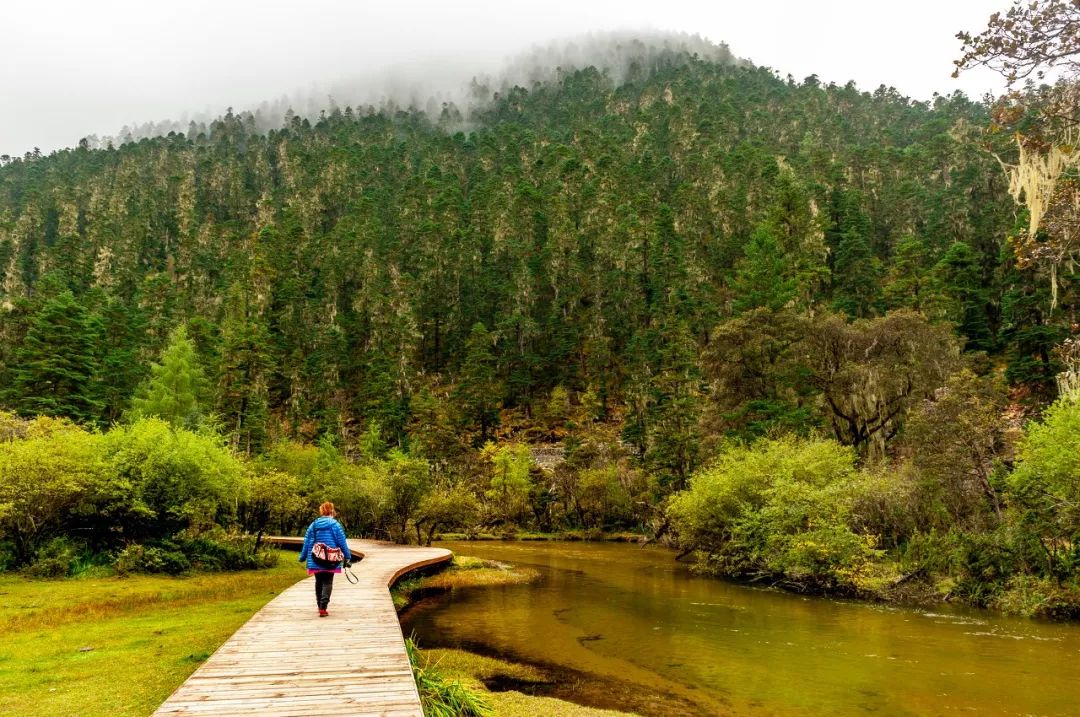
[401,541,1080,716]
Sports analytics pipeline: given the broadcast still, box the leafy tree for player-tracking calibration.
[1009,396,1080,577]
[415,484,479,545]
[483,442,534,526]
[240,469,306,550]
[102,418,244,536]
[0,415,106,565]
[668,436,876,592]
[903,370,1008,529]
[701,308,819,441]
[801,310,962,456]
[382,450,431,542]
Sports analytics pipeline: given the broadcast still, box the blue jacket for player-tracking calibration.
[299,516,352,571]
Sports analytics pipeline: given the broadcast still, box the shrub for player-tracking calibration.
[0,416,107,566]
[102,418,244,535]
[114,543,191,575]
[668,436,879,591]
[25,537,80,578]
[176,529,276,571]
[993,575,1080,619]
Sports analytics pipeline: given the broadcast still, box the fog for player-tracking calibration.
[2,0,1007,157]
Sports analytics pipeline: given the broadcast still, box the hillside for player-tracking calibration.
[0,52,1022,447]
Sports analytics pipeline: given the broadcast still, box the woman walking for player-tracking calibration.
[299,502,352,617]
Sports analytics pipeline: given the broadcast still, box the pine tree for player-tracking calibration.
[935,241,995,352]
[882,235,946,316]
[644,319,702,491]
[732,224,798,313]
[6,290,103,423]
[830,192,882,318]
[130,324,208,429]
[453,323,501,443]
[217,285,273,454]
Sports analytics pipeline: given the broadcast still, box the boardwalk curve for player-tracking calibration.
[154,538,452,717]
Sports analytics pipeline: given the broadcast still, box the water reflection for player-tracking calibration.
[401,541,1080,716]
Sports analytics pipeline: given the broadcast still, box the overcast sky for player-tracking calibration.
[1,0,1008,157]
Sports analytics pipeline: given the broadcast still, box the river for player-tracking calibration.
[400,540,1080,716]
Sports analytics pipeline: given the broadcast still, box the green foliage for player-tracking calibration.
[114,543,191,576]
[902,370,1007,530]
[406,637,493,717]
[669,436,878,591]
[102,418,244,536]
[483,443,534,525]
[0,414,106,565]
[130,325,209,429]
[454,323,501,443]
[416,485,480,545]
[239,469,306,545]
[5,291,104,423]
[1009,397,1080,575]
[731,224,797,313]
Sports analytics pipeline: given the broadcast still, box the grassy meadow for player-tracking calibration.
[0,551,306,716]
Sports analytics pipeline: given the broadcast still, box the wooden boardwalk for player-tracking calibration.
[154,538,452,717]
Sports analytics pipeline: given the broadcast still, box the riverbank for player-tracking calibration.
[439,533,1080,619]
[0,551,306,716]
[435,530,650,543]
[393,554,641,717]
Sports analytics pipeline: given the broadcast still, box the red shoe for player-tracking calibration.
[319,609,328,617]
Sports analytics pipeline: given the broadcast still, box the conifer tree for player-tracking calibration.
[830,193,882,318]
[130,325,208,429]
[732,224,798,313]
[6,291,103,423]
[935,241,995,352]
[217,286,273,454]
[453,323,501,443]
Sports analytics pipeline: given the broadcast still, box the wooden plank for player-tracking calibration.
[153,538,451,716]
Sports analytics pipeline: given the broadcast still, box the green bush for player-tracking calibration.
[177,530,276,571]
[114,543,191,575]
[103,418,244,535]
[25,537,81,578]
[992,575,1080,619]
[0,414,107,566]
[669,436,879,592]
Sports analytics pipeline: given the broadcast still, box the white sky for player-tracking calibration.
[1,0,1008,157]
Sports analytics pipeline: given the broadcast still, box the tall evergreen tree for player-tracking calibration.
[217,285,273,454]
[453,323,502,443]
[830,192,882,318]
[935,241,995,352]
[731,224,798,313]
[5,290,103,423]
[130,324,208,429]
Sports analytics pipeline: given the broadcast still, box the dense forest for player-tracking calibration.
[2,43,1079,615]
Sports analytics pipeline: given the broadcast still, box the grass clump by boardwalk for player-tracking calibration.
[415,648,638,717]
[0,550,305,716]
[392,554,539,610]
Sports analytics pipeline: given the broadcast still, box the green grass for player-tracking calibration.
[392,555,540,610]
[424,648,638,717]
[0,551,306,716]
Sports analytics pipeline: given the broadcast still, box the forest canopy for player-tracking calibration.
[1,37,1079,615]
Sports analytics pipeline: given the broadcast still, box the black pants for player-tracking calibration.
[314,571,334,609]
